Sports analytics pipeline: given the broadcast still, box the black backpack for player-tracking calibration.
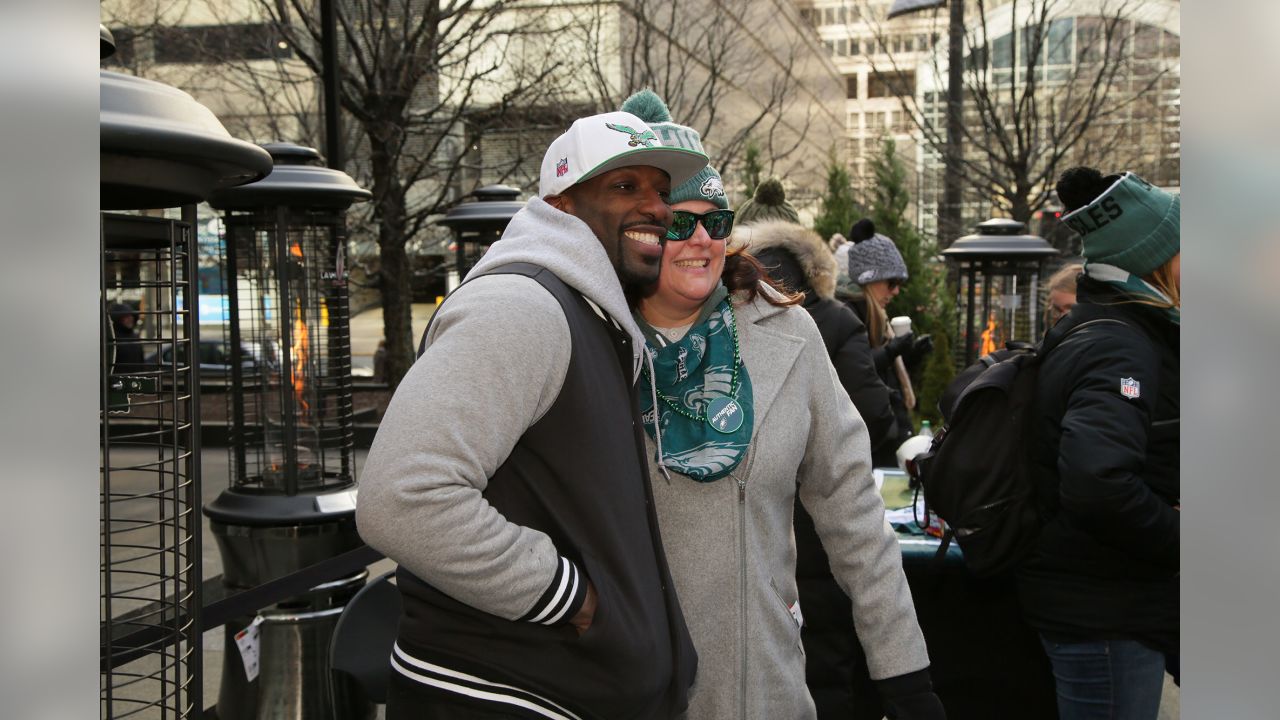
[911,319,1126,578]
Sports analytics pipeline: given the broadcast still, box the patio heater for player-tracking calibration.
[438,184,526,283]
[99,60,271,719]
[204,142,372,720]
[942,218,1059,367]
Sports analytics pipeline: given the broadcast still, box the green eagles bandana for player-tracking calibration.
[637,290,754,482]
[1085,261,1180,326]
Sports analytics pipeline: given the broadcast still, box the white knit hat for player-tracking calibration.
[539,111,708,197]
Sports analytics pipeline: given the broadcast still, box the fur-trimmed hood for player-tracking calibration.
[736,219,838,299]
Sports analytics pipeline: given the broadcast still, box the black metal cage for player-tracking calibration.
[99,63,271,719]
[100,210,203,720]
[212,143,371,497]
[943,219,1060,367]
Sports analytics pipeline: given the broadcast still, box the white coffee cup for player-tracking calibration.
[890,315,912,337]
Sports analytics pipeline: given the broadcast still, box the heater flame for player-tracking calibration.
[980,312,1000,357]
[289,240,310,416]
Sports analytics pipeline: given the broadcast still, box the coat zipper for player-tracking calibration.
[737,474,748,719]
[729,441,756,720]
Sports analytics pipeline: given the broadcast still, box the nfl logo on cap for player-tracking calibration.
[538,111,708,198]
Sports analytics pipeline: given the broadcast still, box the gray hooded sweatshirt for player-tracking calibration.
[357,197,693,719]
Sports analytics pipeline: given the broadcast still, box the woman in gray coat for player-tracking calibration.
[623,85,942,720]
[634,193,943,720]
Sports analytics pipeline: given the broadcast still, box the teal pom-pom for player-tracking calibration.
[620,89,672,124]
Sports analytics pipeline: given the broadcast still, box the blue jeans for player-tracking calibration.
[1039,636,1167,720]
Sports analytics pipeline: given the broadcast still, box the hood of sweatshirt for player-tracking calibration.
[736,220,838,299]
[466,196,648,379]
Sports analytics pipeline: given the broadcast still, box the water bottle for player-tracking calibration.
[919,420,934,438]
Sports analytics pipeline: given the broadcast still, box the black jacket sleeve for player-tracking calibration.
[818,301,901,452]
[1053,326,1179,570]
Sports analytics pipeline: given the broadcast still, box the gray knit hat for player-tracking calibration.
[846,218,908,286]
[736,178,800,224]
[619,90,728,209]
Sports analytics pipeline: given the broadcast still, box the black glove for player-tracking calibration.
[884,690,946,720]
[905,333,934,366]
[877,668,947,720]
[886,332,915,360]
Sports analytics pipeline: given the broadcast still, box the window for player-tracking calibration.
[1162,30,1180,58]
[155,24,292,64]
[825,40,836,56]
[847,77,859,99]
[867,71,915,98]
[866,112,885,132]
[849,38,860,56]
[824,7,836,24]
[992,32,1014,69]
[1046,18,1073,66]
[1134,24,1160,59]
[837,38,848,56]
[1076,16,1104,64]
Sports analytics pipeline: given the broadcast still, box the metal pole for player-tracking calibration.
[942,0,964,247]
[321,0,343,171]
[181,204,203,718]
[965,264,977,366]
[226,219,248,484]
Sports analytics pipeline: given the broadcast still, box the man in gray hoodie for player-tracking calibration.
[357,111,708,720]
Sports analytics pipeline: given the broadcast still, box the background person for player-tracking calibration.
[1021,166,1180,720]
[841,219,932,467]
[108,302,145,375]
[623,90,943,720]
[1044,262,1083,329]
[357,110,707,720]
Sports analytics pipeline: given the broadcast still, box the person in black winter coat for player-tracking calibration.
[109,303,146,375]
[838,219,932,468]
[743,219,911,720]
[1020,167,1180,720]
[746,220,901,452]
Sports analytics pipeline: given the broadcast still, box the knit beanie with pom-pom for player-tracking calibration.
[845,218,908,286]
[1056,166,1179,277]
[620,89,727,209]
[736,178,800,224]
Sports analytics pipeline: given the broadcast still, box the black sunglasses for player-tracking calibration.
[665,209,735,242]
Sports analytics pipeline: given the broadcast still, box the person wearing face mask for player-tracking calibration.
[621,90,943,720]
[1020,167,1180,720]
[842,219,932,467]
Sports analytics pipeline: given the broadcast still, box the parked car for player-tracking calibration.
[146,339,280,379]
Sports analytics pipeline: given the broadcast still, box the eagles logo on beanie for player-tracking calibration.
[1057,166,1180,277]
[736,178,800,225]
[620,90,728,209]
[845,218,908,286]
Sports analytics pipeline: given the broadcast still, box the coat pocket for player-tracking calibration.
[770,578,805,654]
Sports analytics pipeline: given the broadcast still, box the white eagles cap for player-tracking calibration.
[539,111,709,198]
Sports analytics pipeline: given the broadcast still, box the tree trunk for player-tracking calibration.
[369,127,413,389]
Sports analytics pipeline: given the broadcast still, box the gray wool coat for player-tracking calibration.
[646,288,930,720]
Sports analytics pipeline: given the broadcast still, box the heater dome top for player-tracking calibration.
[100,71,274,210]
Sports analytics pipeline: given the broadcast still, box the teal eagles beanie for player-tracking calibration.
[737,178,800,225]
[1057,168,1180,277]
[620,90,728,209]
